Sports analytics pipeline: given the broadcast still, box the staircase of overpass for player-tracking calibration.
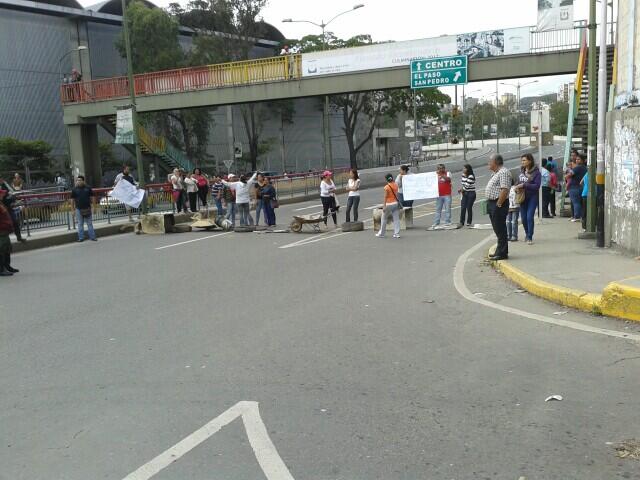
[99,117,194,174]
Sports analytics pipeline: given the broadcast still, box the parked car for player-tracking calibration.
[99,190,126,215]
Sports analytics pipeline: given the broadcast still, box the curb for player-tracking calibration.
[489,249,640,322]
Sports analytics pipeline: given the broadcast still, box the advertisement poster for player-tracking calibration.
[537,0,574,32]
[115,108,134,145]
[457,30,504,59]
[301,36,457,77]
[490,124,498,136]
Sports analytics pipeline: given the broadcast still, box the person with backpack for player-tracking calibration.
[376,173,401,239]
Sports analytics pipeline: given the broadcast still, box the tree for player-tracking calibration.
[116,0,213,166]
[0,138,52,173]
[294,34,450,168]
[550,101,570,136]
[116,0,183,74]
[173,0,289,170]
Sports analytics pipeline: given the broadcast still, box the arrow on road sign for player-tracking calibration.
[416,62,422,71]
[453,71,462,82]
[122,401,294,480]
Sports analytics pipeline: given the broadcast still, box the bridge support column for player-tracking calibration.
[67,123,102,187]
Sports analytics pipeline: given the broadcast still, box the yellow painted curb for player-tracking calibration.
[601,282,640,322]
[493,259,603,315]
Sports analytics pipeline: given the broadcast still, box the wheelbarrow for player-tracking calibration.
[289,214,327,233]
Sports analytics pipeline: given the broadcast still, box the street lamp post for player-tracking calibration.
[58,45,88,81]
[500,80,539,151]
[283,4,365,170]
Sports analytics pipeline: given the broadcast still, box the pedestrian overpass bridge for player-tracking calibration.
[60,22,596,182]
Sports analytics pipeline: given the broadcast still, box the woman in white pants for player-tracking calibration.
[376,174,401,239]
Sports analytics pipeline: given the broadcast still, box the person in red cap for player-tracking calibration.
[320,171,338,228]
[0,188,18,276]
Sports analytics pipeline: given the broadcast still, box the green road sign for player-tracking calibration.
[411,55,468,89]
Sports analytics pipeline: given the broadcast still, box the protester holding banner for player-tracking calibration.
[395,165,413,208]
[114,165,138,222]
[376,174,401,239]
[433,164,452,227]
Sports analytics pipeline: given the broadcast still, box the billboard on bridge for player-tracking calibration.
[301,27,531,78]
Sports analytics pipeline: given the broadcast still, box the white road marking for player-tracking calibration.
[122,401,294,480]
[453,235,640,342]
[154,232,232,250]
[293,205,322,211]
[279,231,351,249]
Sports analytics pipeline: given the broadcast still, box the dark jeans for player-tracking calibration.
[541,186,552,217]
[214,199,224,216]
[581,197,588,229]
[177,190,188,213]
[188,192,198,212]
[569,188,582,219]
[197,185,208,207]
[321,196,337,225]
[9,208,22,241]
[520,194,538,241]
[346,196,360,222]
[488,200,509,258]
[459,190,476,225]
[264,200,276,226]
[549,189,556,216]
[398,193,414,208]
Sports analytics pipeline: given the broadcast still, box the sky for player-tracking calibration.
[79,0,602,102]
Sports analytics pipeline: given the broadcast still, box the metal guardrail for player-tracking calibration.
[61,55,302,105]
[13,169,347,235]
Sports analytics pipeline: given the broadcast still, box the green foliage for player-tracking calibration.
[116,0,213,166]
[291,33,450,168]
[0,137,52,171]
[98,142,121,172]
[116,0,183,74]
[550,101,569,136]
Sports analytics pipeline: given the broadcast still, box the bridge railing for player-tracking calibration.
[61,55,302,105]
[529,20,616,53]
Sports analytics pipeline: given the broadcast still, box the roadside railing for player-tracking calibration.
[529,20,616,53]
[61,55,302,105]
[13,169,348,235]
[270,169,350,199]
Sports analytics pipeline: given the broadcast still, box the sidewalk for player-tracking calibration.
[490,217,640,322]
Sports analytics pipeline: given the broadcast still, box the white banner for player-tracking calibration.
[531,109,550,133]
[111,177,145,209]
[302,36,457,77]
[537,0,574,32]
[115,108,134,144]
[402,172,440,201]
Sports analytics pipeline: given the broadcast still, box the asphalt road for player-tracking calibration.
[3,144,639,480]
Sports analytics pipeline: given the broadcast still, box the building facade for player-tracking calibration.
[0,0,356,184]
[605,0,640,255]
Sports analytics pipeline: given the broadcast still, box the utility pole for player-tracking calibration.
[495,81,500,154]
[596,0,608,247]
[462,85,467,161]
[586,0,597,232]
[120,0,146,212]
[283,6,364,171]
